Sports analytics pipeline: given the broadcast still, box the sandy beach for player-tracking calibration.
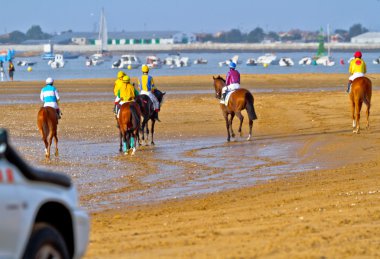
[0,74,379,258]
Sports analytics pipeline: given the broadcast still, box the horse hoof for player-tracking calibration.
[151,141,155,146]
[231,133,235,138]
[247,135,251,141]
[131,148,136,155]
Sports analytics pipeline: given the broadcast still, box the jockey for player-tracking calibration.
[113,71,126,114]
[40,77,61,120]
[114,75,136,116]
[222,61,240,101]
[138,64,160,120]
[347,51,366,93]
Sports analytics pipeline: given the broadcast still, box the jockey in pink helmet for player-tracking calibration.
[222,61,240,102]
[347,51,366,93]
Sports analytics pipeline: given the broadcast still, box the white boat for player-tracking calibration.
[112,54,141,69]
[193,58,208,65]
[16,60,36,66]
[87,8,112,66]
[279,57,294,67]
[163,53,190,67]
[86,54,104,66]
[373,57,380,64]
[298,57,313,65]
[146,55,162,68]
[316,56,335,66]
[218,55,240,67]
[256,53,277,65]
[48,54,65,68]
[246,58,257,66]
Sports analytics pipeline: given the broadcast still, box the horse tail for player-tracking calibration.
[363,77,372,107]
[130,104,140,130]
[245,92,258,121]
[37,107,49,139]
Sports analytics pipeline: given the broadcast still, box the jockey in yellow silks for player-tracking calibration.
[113,71,126,114]
[347,51,366,93]
[138,64,160,120]
[114,75,136,117]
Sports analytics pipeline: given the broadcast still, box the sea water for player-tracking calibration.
[9,51,380,81]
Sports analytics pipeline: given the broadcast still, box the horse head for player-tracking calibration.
[213,75,225,99]
[154,89,166,104]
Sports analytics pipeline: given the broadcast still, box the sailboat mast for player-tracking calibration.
[98,8,108,53]
[327,24,330,57]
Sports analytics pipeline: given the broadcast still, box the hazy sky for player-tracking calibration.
[2,0,380,34]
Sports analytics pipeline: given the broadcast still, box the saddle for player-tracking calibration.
[220,90,235,106]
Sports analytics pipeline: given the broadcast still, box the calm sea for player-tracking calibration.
[7,51,380,82]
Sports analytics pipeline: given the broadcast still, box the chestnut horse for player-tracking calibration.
[118,102,141,155]
[213,76,258,141]
[37,107,58,159]
[135,89,165,145]
[350,77,372,134]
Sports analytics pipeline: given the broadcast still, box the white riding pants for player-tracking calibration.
[349,72,364,81]
[140,90,159,110]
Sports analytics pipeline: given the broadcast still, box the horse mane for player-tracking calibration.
[216,75,225,82]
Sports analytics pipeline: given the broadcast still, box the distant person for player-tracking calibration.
[222,61,240,102]
[113,70,126,115]
[0,61,5,81]
[347,51,366,93]
[138,64,160,121]
[40,77,61,120]
[8,60,15,81]
[340,58,345,65]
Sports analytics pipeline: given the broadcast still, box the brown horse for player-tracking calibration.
[350,77,372,134]
[213,76,258,141]
[118,101,141,155]
[37,107,58,159]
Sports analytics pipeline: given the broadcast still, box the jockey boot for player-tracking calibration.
[346,80,352,93]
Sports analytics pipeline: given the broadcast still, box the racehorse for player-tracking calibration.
[37,107,58,159]
[350,77,372,134]
[135,89,166,145]
[212,76,258,141]
[118,102,141,155]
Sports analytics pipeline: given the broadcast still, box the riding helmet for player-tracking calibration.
[122,75,130,83]
[354,51,362,58]
[229,61,237,69]
[142,64,149,73]
[45,77,54,85]
[117,71,125,78]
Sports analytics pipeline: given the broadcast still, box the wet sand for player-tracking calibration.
[1,74,380,258]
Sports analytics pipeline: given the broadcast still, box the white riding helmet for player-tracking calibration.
[46,77,54,85]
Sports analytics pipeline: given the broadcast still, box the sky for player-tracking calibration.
[2,0,380,35]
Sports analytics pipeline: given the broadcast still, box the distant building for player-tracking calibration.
[33,31,197,45]
[351,32,380,44]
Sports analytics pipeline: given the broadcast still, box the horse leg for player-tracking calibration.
[366,103,370,129]
[351,99,356,129]
[47,131,54,160]
[141,117,147,145]
[123,132,128,155]
[54,132,58,157]
[229,113,236,138]
[365,98,371,130]
[224,112,231,142]
[353,100,363,134]
[247,119,253,141]
[235,111,244,138]
[38,125,49,158]
[150,119,156,145]
[119,130,123,152]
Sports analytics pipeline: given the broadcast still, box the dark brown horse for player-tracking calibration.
[135,89,165,145]
[118,102,141,155]
[350,77,372,134]
[213,76,258,141]
[37,107,58,159]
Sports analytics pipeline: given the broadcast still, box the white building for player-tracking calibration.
[351,32,380,44]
